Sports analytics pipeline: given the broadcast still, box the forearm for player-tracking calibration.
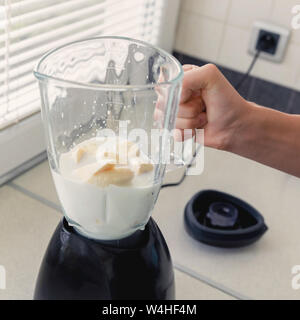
[226,101,300,177]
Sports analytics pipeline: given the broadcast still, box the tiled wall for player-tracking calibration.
[175,0,300,91]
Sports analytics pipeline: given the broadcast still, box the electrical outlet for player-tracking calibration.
[248,21,290,63]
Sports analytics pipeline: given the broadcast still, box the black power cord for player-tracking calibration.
[235,32,278,90]
[234,50,260,90]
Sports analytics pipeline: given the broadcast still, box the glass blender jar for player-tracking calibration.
[34,36,183,240]
[33,36,183,300]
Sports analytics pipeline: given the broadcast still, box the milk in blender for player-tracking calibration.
[51,136,160,240]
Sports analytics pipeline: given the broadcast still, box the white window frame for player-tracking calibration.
[0,0,181,184]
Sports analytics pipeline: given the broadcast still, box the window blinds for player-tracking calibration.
[0,0,165,130]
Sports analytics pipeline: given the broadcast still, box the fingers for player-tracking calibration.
[176,65,207,140]
[155,64,212,138]
[177,96,205,118]
[155,94,205,122]
[173,128,193,142]
[175,112,207,130]
[155,104,207,128]
[173,128,204,143]
[180,63,220,103]
[182,64,199,72]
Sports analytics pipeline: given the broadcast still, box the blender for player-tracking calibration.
[33,36,183,300]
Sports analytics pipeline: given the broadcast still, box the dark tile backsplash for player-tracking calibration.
[287,90,300,114]
[173,51,300,114]
[247,78,293,113]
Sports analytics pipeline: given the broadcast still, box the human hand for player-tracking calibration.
[176,64,250,150]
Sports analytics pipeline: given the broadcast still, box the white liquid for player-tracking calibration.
[52,137,160,240]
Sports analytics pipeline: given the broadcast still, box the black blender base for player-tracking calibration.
[34,217,175,300]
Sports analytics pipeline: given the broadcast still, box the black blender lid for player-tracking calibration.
[184,190,268,248]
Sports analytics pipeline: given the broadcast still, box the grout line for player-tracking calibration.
[8,177,252,300]
[286,89,296,113]
[0,151,47,187]
[269,0,276,18]
[216,0,232,62]
[181,9,228,25]
[8,181,63,213]
[173,262,252,300]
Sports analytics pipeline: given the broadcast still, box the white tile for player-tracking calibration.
[175,11,188,53]
[175,13,224,62]
[174,269,234,300]
[13,161,60,205]
[0,186,61,300]
[228,0,273,29]
[154,147,300,299]
[295,72,300,91]
[217,25,254,72]
[271,0,300,44]
[182,0,230,21]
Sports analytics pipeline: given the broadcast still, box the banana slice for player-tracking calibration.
[96,139,140,164]
[97,147,118,163]
[88,167,134,187]
[72,147,85,163]
[82,141,99,154]
[128,143,140,158]
[130,157,154,175]
[72,139,103,163]
[117,139,132,164]
[73,160,115,181]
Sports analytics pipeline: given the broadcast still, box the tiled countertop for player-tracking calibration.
[1,147,300,299]
[154,148,300,300]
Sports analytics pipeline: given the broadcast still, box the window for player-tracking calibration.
[0,0,180,182]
